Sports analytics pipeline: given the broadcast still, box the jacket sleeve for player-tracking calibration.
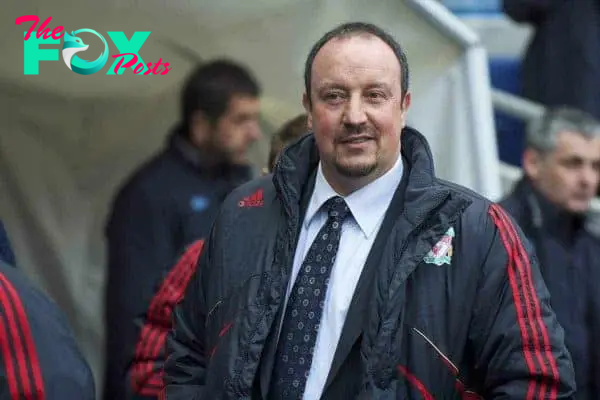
[468,204,576,398]
[127,239,204,399]
[587,264,600,396]
[103,182,177,399]
[0,269,48,400]
[0,263,96,400]
[502,0,564,24]
[162,228,214,399]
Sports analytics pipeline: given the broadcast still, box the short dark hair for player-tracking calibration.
[304,22,410,105]
[180,59,261,132]
[268,114,309,172]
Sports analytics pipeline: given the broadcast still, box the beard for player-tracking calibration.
[332,125,379,177]
[208,132,249,166]
[334,157,378,177]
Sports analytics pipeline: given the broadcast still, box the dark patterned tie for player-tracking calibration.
[270,196,351,399]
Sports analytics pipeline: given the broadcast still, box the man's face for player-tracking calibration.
[210,95,262,165]
[526,130,600,213]
[304,34,410,191]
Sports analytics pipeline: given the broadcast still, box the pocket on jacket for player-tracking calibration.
[404,326,482,399]
[204,272,271,358]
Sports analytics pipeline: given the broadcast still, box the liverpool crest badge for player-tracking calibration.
[423,227,455,266]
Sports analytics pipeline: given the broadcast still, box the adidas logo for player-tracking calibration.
[238,188,264,207]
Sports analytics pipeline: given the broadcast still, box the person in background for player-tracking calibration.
[265,113,308,174]
[0,220,16,267]
[163,22,575,399]
[125,113,307,399]
[103,59,262,400]
[0,259,95,399]
[500,106,600,399]
[503,0,600,120]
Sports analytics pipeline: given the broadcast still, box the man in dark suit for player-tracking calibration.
[500,106,600,399]
[163,22,576,399]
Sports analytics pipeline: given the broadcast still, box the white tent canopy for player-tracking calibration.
[0,0,499,393]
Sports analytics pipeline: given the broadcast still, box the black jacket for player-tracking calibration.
[503,0,600,119]
[0,221,16,267]
[164,127,576,399]
[500,178,600,399]
[103,130,252,400]
[0,260,95,399]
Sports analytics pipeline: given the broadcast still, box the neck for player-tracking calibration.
[191,134,234,169]
[526,181,586,240]
[172,129,238,172]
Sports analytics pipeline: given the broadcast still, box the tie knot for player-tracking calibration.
[324,196,351,221]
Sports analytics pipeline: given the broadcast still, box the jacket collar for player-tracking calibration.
[268,126,471,395]
[304,155,403,238]
[510,177,586,242]
[272,126,469,229]
[167,125,254,183]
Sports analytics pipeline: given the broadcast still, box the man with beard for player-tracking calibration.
[500,106,600,399]
[103,59,262,400]
[163,22,575,399]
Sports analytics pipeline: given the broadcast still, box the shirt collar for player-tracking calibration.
[304,152,404,238]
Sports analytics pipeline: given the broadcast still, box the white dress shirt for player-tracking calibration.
[280,153,404,399]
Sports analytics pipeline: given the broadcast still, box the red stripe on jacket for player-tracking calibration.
[130,239,205,396]
[489,204,560,400]
[0,272,45,400]
[397,365,435,400]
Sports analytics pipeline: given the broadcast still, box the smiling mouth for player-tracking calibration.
[339,136,373,144]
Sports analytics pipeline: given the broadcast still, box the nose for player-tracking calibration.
[342,95,368,127]
[580,164,599,189]
[247,121,262,142]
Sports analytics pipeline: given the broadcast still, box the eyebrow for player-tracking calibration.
[364,83,392,92]
[316,82,392,91]
[316,82,345,91]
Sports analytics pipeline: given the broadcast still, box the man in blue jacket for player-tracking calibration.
[163,22,576,398]
[103,59,262,400]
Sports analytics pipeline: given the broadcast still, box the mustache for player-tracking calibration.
[335,125,376,142]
